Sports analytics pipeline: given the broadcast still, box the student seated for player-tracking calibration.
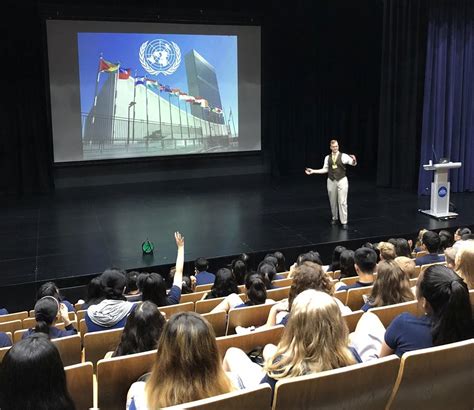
[377,242,396,261]
[36,281,75,312]
[415,230,445,266]
[326,245,347,273]
[351,265,473,361]
[361,260,415,312]
[86,269,136,332]
[210,273,273,313]
[127,312,240,409]
[266,262,351,328]
[0,307,8,316]
[204,268,239,300]
[223,289,361,392]
[454,241,474,289]
[23,296,77,340]
[338,247,377,290]
[0,332,12,348]
[0,334,75,410]
[78,276,104,310]
[339,249,357,278]
[112,301,165,358]
[194,257,215,286]
[124,271,142,302]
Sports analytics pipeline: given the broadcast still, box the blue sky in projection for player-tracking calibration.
[77,32,238,122]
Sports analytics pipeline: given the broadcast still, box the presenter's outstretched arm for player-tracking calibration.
[173,232,184,290]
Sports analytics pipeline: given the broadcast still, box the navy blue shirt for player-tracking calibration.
[384,313,433,357]
[260,347,362,392]
[22,324,77,340]
[165,285,181,306]
[0,308,8,316]
[86,303,137,332]
[415,254,445,266]
[338,280,374,291]
[0,332,12,347]
[195,271,215,286]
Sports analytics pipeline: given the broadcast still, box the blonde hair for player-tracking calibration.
[455,241,474,289]
[395,256,417,279]
[444,247,457,269]
[145,312,234,408]
[370,260,415,307]
[264,290,356,380]
[416,228,428,248]
[377,242,396,261]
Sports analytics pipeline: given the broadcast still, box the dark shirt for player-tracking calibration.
[164,285,182,306]
[0,308,8,316]
[86,303,137,332]
[338,280,374,291]
[195,271,215,286]
[384,313,433,357]
[260,347,362,392]
[415,253,445,266]
[0,332,12,348]
[22,324,77,340]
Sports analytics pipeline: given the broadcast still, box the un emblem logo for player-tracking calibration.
[139,39,181,76]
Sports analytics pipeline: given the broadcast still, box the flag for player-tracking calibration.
[161,85,172,93]
[194,96,204,105]
[171,88,181,96]
[179,92,189,101]
[185,96,196,103]
[212,107,223,114]
[145,78,157,84]
[118,68,131,79]
[135,77,145,86]
[200,99,209,109]
[99,59,119,72]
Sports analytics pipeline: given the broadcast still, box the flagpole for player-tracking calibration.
[158,86,162,138]
[192,106,197,142]
[168,93,174,140]
[111,63,119,144]
[222,107,229,136]
[229,107,236,137]
[145,79,149,150]
[185,101,190,141]
[132,70,137,143]
[206,108,213,138]
[91,54,103,129]
[177,96,183,141]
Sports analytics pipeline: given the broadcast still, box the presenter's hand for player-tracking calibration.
[349,155,357,164]
[175,231,184,248]
[305,168,314,175]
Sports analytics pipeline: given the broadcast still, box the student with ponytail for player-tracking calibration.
[23,296,77,339]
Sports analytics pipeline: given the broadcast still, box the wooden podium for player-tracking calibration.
[419,161,462,220]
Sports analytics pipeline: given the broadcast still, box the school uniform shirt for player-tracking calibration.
[195,271,216,286]
[260,347,362,392]
[22,324,77,340]
[164,285,182,306]
[0,308,8,316]
[338,280,374,291]
[0,332,12,347]
[384,312,433,357]
[415,253,445,266]
[62,300,75,312]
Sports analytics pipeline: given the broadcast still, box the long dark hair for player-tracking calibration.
[327,246,346,272]
[245,274,267,306]
[36,282,64,303]
[273,251,287,273]
[231,259,248,285]
[113,301,165,357]
[420,265,473,345]
[0,334,75,410]
[206,268,238,299]
[339,250,357,278]
[85,276,104,306]
[100,269,127,301]
[141,273,169,307]
[33,296,59,336]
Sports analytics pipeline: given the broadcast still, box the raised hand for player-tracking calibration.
[305,168,314,175]
[175,231,184,248]
[349,155,357,163]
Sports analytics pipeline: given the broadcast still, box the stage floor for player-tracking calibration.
[0,174,473,288]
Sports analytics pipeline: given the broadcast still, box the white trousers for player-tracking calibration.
[327,177,349,224]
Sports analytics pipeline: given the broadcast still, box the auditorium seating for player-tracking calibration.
[65,362,94,410]
[266,286,291,301]
[195,283,213,292]
[387,339,474,409]
[216,325,285,358]
[345,286,373,311]
[339,276,360,287]
[272,355,400,410]
[370,300,419,328]
[181,291,208,303]
[420,261,447,275]
[52,334,82,366]
[0,332,12,362]
[163,384,273,410]
[343,310,364,332]
[226,303,276,335]
[97,349,156,410]
[0,311,28,323]
[201,310,227,337]
[83,327,123,368]
[159,301,194,318]
[272,278,293,288]
[0,319,22,334]
[334,289,347,303]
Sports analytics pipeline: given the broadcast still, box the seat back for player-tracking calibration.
[76,309,87,322]
[159,302,194,319]
[195,296,228,314]
[97,349,156,410]
[339,276,360,286]
[22,318,77,330]
[370,300,419,328]
[345,286,373,311]
[0,332,12,362]
[195,283,213,292]
[201,311,227,337]
[420,261,446,275]
[83,327,123,367]
[272,278,293,288]
[0,311,28,323]
[65,362,94,410]
[226,303,276,335]
[272,355,400,410]
[13,329,28,343]
[388,339,474,410]
[216,326,285,358]
[164,384,273,410]
[334,290,347,304]
[0,319,22,334]
[266,286,291,302]
[53,334,82,366]
[343,310,364,333]
[181,291,208,304]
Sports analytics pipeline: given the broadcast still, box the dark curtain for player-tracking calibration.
[376,0,428,191]
[418,0,474,194]
[0,2,54,195]
[265,0,382,178]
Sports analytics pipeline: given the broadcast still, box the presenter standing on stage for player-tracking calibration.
[305,139,357,229]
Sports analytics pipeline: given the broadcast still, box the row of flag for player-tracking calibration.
[99,58,223,114]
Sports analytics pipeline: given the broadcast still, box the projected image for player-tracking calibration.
[78,33,238,160]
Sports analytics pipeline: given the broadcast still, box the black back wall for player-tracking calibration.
[0,0,385,195]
